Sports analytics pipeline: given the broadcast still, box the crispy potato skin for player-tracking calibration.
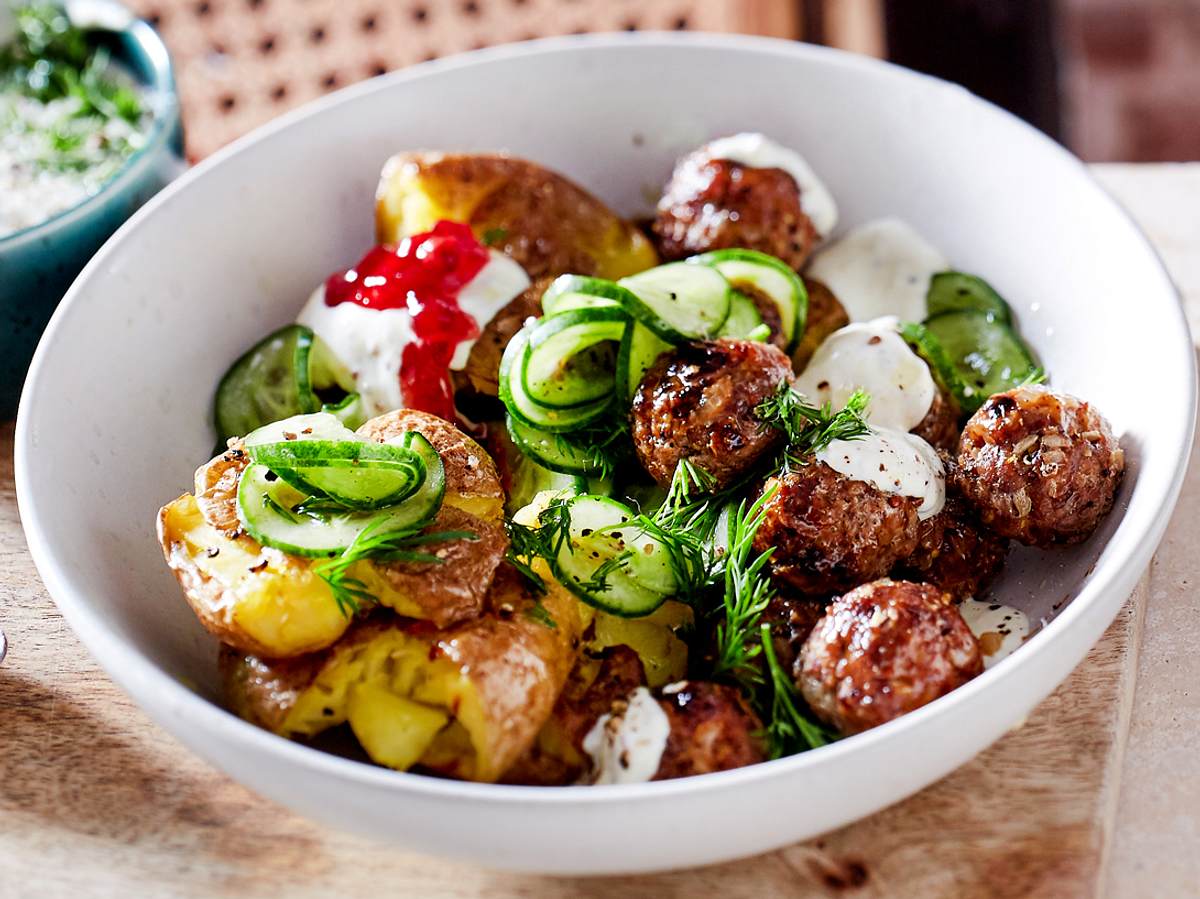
[365,504,507,628]
[653,681,766,780]
[224,563,584,782]
[356,408,504,521]
[791,277,849,371]
[955,386,1125,546]
[653,155,819,270]
[754,464,921,597]
[797,579,982,735]
[375,152,657,282]
[630,339,792,488]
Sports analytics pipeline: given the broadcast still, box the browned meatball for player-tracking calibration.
[762,593,829,675]
[754,464,920,597]
[791,277,849,371]
[653,153,819,270]
[631,339,792,487]
[797,579,983,735]
[956,386,1125,547]
[912,385,962,453]
[654,681,766,779]
[894,491,1008,601]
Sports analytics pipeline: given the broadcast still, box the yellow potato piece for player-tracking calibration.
[346,683,451,772]
[159,494,351,658]
[375,152,657,281]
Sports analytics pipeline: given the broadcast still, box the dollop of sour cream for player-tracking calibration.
[451,252,531,368]
[958,599,1030,669]
[817,427,945,520]
[806,217,948,322]
[298,285,412,416]
[794,317,936,431]
[297,249,528,416]
[581,686,670,785]
[704,132,838,238]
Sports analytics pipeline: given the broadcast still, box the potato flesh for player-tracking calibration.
[281,628,490,779]
[161,494,351,657]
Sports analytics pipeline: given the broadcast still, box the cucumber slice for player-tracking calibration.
[214,325,359,443]
[616,321,673,401]
[243,412,357,447]
[540,274,631,316]
[694,249,807,348]
[215,325,314,444]
[715,290,767,340]
[522,308,626,409]
[506,451,585,515]
[246,439,426,511]
[499,326,611,432]
[618,262,731,342]
[926,272,1012,323]
[320,392,367,430]
[552,495,671,617]
[237,432,445,557]
[507,414,604,476]
[915,312,1039,413]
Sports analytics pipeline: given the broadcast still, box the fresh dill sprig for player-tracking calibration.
[755,382,872,468]
[711,487,776,690]
[758,622,837,758]
[552,414,630,481]
[504,495,574,594]
[312,520,477,617]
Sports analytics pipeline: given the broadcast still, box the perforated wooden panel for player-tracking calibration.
[124,0,802,160]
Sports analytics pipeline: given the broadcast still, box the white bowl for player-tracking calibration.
[16,33,1195,874]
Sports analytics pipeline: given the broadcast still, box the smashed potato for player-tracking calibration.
[224,562,583,781]
[375,152,657,282]
[158,410,507,658]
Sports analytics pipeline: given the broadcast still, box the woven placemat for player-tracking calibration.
[125,0,802,160]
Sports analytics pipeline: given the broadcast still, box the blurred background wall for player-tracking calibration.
[123,0,1200,163]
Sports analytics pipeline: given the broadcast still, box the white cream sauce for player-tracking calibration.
[806,217,948,323]
[296,250,528,415]
[958,599,1030,669]
[704,132,838,237]
[817,427,945,520]
[794,317,936,431]
[581,686,670,785]
[298,285,413,417]
[450,252,530,368]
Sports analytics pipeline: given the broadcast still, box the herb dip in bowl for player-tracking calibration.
[0,1,181,415]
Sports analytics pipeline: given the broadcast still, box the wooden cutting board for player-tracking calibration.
[0,165,1194,898]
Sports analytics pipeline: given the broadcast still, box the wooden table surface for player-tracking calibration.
[1,164,1197,899]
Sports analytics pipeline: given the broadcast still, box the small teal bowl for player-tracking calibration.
[0,5,183,416]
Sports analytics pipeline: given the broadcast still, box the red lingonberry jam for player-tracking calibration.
[324,220,488,421]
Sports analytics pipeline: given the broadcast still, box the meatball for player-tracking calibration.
[631,339,792,487]
[654,681,766,779]
[762,593,829,675]
[791,277,849,371]
[894,491,1008,601]
[912,385,962,453]
[653,154,819,270]
[754,464,920,597]
[955,385,1125,546]
[797,579,983,735]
